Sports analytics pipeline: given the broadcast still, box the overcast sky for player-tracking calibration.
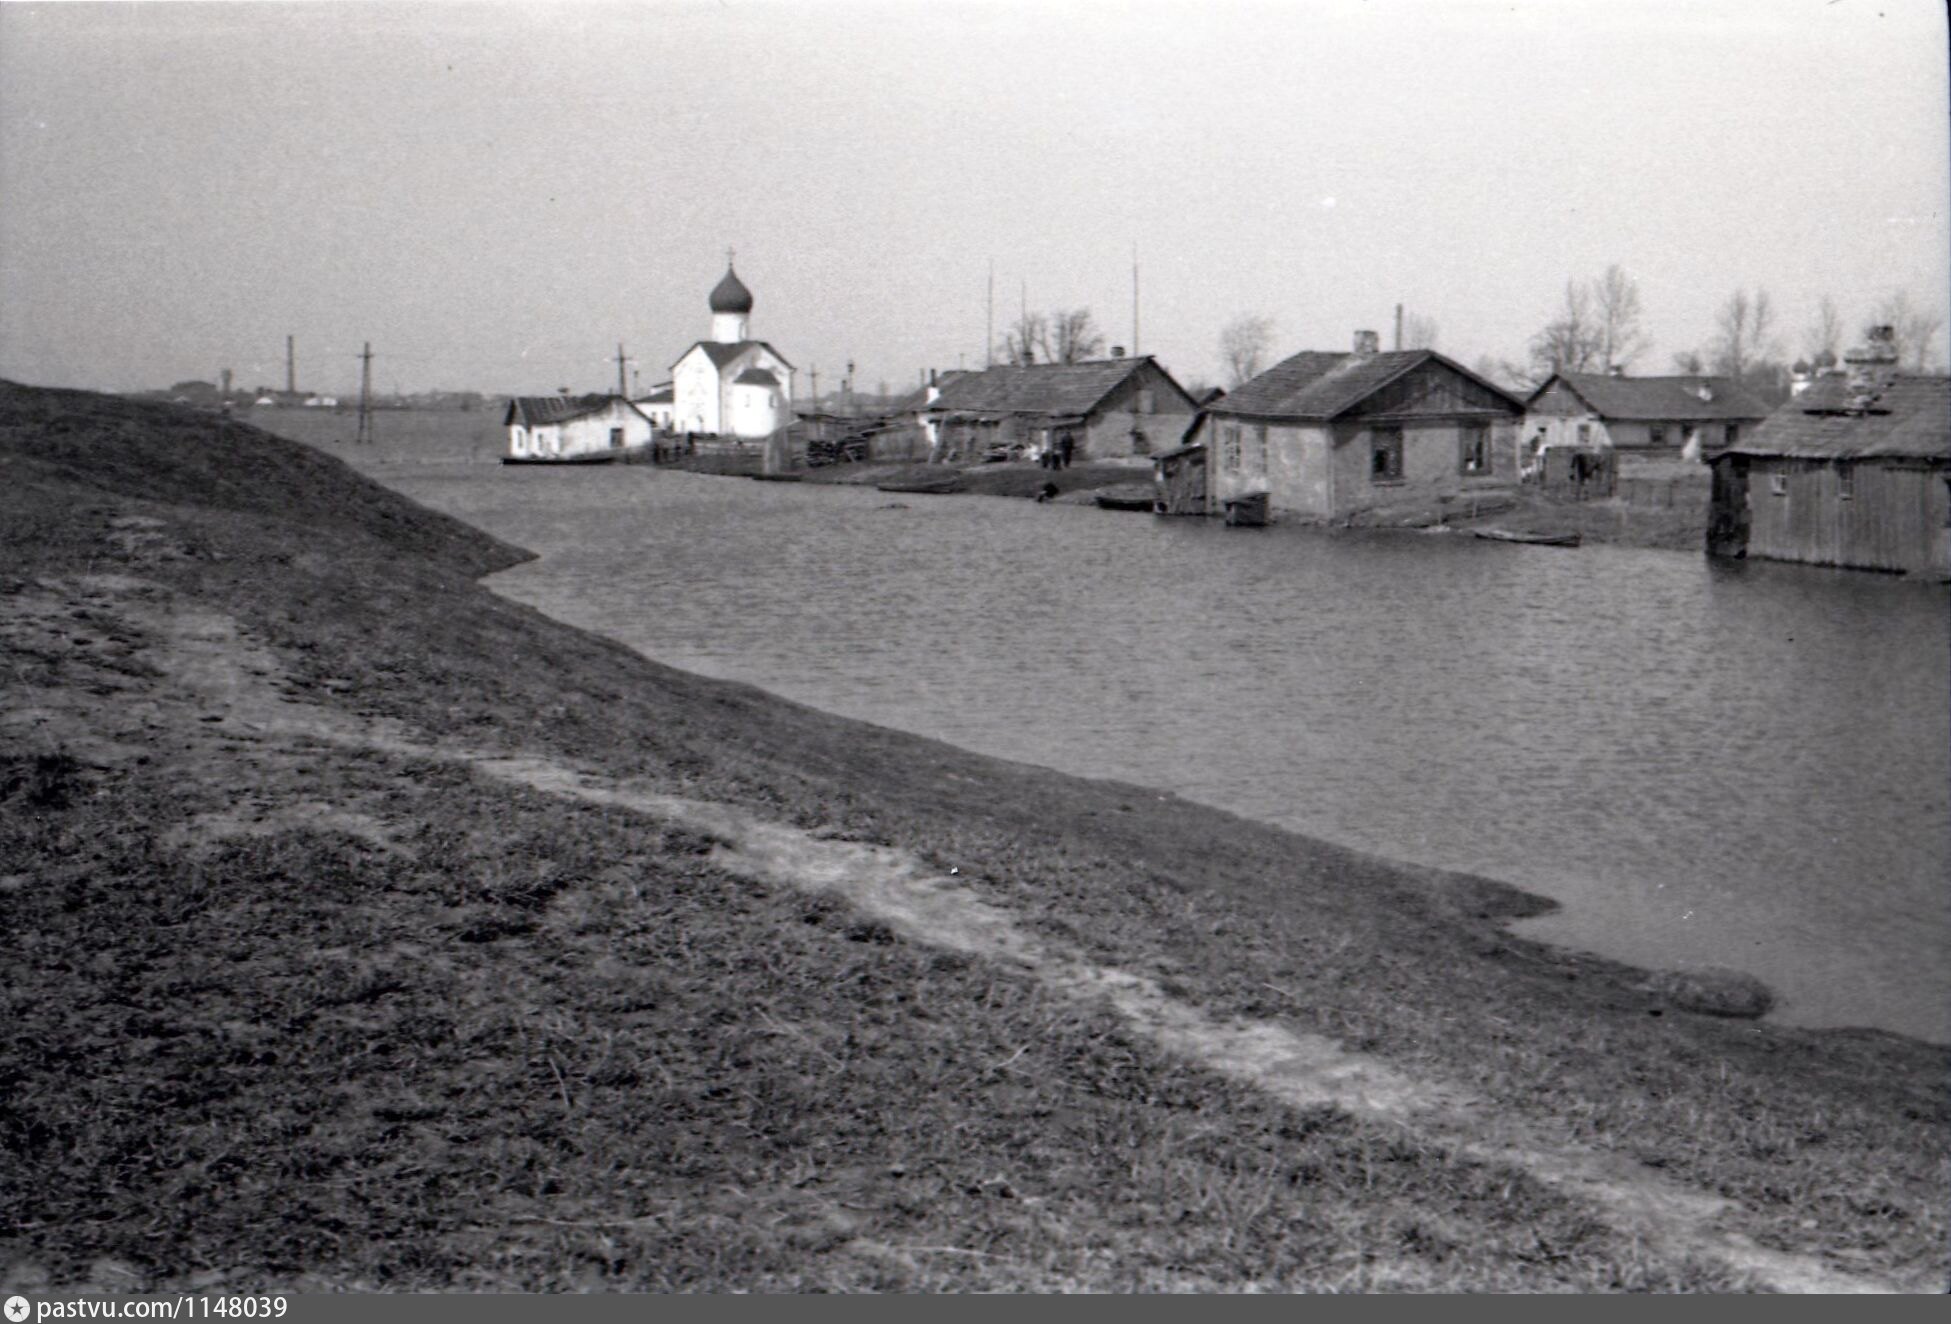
[2,0,1946,397]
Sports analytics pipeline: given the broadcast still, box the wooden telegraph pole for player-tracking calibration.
[615,343,631,398]
[355,342,375,445]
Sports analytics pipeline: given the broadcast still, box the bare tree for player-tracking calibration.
[1472,355,1535,394]
[1527,280,1604,379]
[1708,287,1782,382]
[1219,314,1277,387]
[1867,290,1945,370]
[998,310,1050,366]
[1802,295,1844,367]
[1401,312,1439,350]
[1049,308,1105,364]
[1593,264,1650,370]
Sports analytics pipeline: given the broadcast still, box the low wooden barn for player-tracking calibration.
[921,355,1197,463]
[1706,346,1948,576]
[504,395,654,460]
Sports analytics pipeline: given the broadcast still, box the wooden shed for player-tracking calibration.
[1706,372,1949,577]
[1153,443,1206,515]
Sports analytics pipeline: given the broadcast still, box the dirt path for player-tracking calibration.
[3,573,1907,1293]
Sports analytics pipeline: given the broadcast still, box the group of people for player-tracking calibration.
[1039,433,1076,470]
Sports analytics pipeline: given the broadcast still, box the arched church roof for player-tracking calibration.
[709,266,754,314]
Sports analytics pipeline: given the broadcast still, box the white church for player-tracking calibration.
[666,261,795,438]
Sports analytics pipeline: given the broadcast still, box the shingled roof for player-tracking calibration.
[1214,349,1523,420]
[734,367,780,386]
[1533,371,1769,422]
[1719,375,1950,461]
[503,394,642,427]
[927,356,1183,418]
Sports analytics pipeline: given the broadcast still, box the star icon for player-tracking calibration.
[5,1296,31,1323]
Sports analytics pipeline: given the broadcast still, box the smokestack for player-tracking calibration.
[221,368,233,397]
[286,335,296,396]
[1352,330,1380,355]
[1394,304,1403,351]
[1110,345,1125,359]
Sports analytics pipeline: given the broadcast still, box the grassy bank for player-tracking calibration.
[1,384,1943,1292]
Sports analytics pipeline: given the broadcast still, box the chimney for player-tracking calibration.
[1696,383,1714,402]
[1110,345,1125,358]
[1844,325,1900,410]
[1352,329,1380,355]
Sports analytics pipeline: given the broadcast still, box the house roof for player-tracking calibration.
[1534,371,1769,422]
[734,367,779,387]
[672,340,796,371]
[503,394,646,427]
[1213,349,1524,420]
[926,355,1186,418]
[635,385,674,405]
[1719,375,1950,461]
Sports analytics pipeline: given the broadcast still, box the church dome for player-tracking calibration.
[709,266,753,315]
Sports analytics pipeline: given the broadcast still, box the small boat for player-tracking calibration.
[1473,528,1581,547]
[875,477,965,495]
[1094,492,1159,512]
[501,451,618,466]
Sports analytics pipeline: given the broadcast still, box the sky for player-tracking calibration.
[1,0,1946,398]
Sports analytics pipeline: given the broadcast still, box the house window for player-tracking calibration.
[1649,424,1668,447]
[1252,424,1269,475]
[1221,423,1242,471]
[1139,388,1157,414]
[1458,424,1490,475]
[610,427,624,449]
[1576,422,1592,444]
[1726,423,1741,448]
[1370,427,1404,482]
[1837,465,1854,500]
[1769,471,1788,496]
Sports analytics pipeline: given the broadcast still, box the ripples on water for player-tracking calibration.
[344,443,1950,1042]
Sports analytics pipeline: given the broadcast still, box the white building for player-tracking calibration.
[504,394,653,460]
[633,382,676,430]
[669,263,795,438]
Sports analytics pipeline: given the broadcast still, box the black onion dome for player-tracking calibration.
[709,266,753,314]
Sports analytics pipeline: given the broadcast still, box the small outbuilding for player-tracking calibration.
[1706,330,1948,576]
[1153,443,1207,516]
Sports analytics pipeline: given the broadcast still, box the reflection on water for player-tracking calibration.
[320,433,1951,1042]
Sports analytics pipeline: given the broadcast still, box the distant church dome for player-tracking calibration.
[709,265,753,315]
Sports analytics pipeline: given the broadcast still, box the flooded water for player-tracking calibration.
[290,415,1950,1042]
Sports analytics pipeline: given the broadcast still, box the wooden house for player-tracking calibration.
[504,394,654,460]
[921,355,1198,463]
[1706,335,1948,576]
[1190,332,1525,522]
[1525,371,1767,464]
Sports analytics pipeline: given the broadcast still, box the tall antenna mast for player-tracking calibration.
[355,342,375,445]
[1132,243,1141,356]
[985,259,994,369]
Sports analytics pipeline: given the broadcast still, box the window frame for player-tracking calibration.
[1769,470,1788,497]
[1370,426,1405,483]
[1458,423,1491,476]
[1837,464,1854,501]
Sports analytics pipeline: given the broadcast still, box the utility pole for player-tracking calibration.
[809,367,820,412]
[845,358,856,417]
[355,341,375,445]
[286,335,296,397]
[1132,243,1141,357]
[615,342,630,398]
[1394,304,1404,351]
